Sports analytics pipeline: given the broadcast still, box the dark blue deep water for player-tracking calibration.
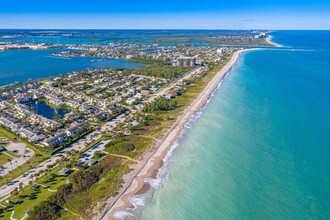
[27,101,69,119]
[0,49,142,86]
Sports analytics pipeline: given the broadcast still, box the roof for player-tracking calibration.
[58,168,71,176]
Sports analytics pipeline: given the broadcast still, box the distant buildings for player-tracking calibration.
[176,57,196,67]
[254,32,266,39]
[0,43,49,51]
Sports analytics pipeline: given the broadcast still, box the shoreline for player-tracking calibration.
[266,34,281,47]
[96,49,253,220]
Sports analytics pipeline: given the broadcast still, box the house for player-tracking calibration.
[66,123,87,136]
[127,88,136,95]
[0,117,14,127]
[174,86,182,92]
[29,134,45,143]
[140,90,150,95]
[114,96,123,103]
[18,127,36,140]
[166,94,176,99]
[8,123,23,132]
[126,98,137,105]
[168,88,178,95]
[42,133,68,148]
[58,168,72,176]
[94,112,108,121]
[182,79,190,86]
[86,159,97,166]
[15,97,30,104]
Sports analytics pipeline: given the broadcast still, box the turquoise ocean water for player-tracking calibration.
[117,31,330,220]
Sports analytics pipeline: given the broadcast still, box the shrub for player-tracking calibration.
[143,97,177,113]
[29,201,60,220]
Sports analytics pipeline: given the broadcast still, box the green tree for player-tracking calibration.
[29,201,60,220]
[49,183,73,206]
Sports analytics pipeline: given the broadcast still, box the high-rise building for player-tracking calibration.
[176,57,196,67]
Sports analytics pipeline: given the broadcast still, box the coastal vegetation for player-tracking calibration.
[125,56,192,79]
[127,56,169,65]
[143,97,177,113]
[27,157,126,220]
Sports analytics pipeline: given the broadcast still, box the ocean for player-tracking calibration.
[122,31,330,219]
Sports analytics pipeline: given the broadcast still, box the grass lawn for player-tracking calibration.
[0,166,70,219]
[0,153,12,167]
[3,150,20,159]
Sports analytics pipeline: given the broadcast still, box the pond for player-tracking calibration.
[26,101,69,119]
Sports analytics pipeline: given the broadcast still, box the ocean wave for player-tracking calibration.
[48,55,72,60]
[264,47,316,52]
[114,58,238,219]
[0,35,21,39]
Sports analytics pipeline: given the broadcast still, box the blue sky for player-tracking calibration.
[0,0,329,29]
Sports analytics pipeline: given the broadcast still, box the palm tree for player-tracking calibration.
[19,182,24,192]
[23,149,30,158]
[10,187,19,200]
[7,159,13,171]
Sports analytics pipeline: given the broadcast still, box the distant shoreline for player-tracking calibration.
[266,34,281,47]
[97,49,254,220]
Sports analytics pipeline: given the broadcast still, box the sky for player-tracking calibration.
[0,0,329,29]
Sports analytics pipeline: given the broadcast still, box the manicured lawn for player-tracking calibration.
[0,166,70,219]
[0,153,12,167]
[3,150,19,159]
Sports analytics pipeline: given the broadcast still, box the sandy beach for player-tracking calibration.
[96,49,250,220]
[266,35,281,47]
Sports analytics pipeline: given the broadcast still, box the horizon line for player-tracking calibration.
[0,28,329,31]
